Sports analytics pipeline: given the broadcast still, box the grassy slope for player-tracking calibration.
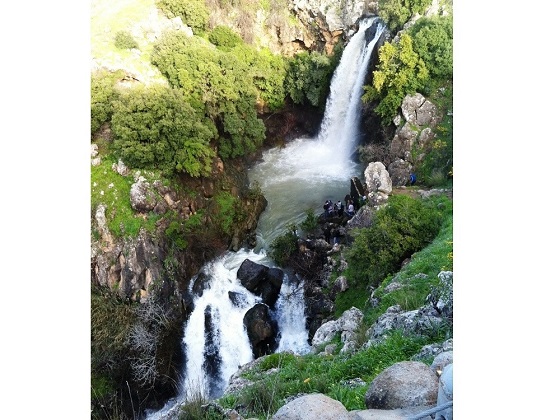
[91,0,167,82]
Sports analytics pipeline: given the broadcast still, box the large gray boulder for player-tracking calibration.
[364,162,392,203]
[272,393,351,420]
[364,361,439,409]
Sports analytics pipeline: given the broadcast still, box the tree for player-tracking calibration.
[409,15,453,81]
[91,69,125,135]
[362,34,429,124]
[111,84,217,176]
[284,51,336,108]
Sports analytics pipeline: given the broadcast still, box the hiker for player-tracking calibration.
[345,200,355,218]
[323,200,330,217]
[324,225,331,244]
[327,200,334,217]
[344,194,351,208]
[410,173,417,186]
[336,200,344,217]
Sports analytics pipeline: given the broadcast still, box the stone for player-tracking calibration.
[272,393,351,420]
[364,361,439,409]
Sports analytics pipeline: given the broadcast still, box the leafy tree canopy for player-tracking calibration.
[111,84,217,177]
[408,15,453,80]
[284,50,336,108]
[362,33,428,124]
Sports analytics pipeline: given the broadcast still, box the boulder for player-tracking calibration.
[364,162,392,203]
[272,393,351,420]
[387,159,412,187]
[243,303,279,358]
[312,306,363,353]
[237,259,283,307]
[364,361,439,409]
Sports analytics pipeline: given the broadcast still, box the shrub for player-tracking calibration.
[208,25,243,49]
[299,208,319,233]
[110,84,217,176]
[91,69,125,135]
[114,30,138,49]
[345,194,444,291]
[157,0,209,35]
[269,224,298,266]
[151,33,266,159]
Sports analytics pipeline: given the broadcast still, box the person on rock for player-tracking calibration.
[336,200,343,217]
[345,200,355,218]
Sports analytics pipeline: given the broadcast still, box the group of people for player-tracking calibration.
[323,194,365,219]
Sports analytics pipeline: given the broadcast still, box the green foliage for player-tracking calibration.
[378,0,432,32]
[218,332,434,418]
[110,84,217,177]
[150,33,267,159]
[243,46,287,111]
[208,25,243,50]
[91,69,125,135]
[284,50,337,108]
[414,82,453,185]
[269,224,298,266]
[299,208,318,233]
[164,212,204,250]
[219,95,266,159]
[214,192,245,236]
[91,286,136,381]
[344,194,446,297]
[362,34,429,124]
[409,15,453,81]
[114,30,139,49]
[91,158,160,239]
[157,0,209,35]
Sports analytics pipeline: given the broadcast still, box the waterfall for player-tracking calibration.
[145,16,385,419]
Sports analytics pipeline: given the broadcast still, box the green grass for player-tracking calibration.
[91,155,161,239]
[216,331,437,419]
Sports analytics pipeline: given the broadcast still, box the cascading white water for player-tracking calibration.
[146,16,385,419]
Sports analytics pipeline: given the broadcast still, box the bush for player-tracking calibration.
[345,194,445,290]
[150,32,266,159]
[208,25,243,49]
[110,84,217,176]
[269,224,298,266]
[91,69,125,135]
[214,192,246,236]
[157,0,209,35]
[114,30,138,49]
[299,208,319,233]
